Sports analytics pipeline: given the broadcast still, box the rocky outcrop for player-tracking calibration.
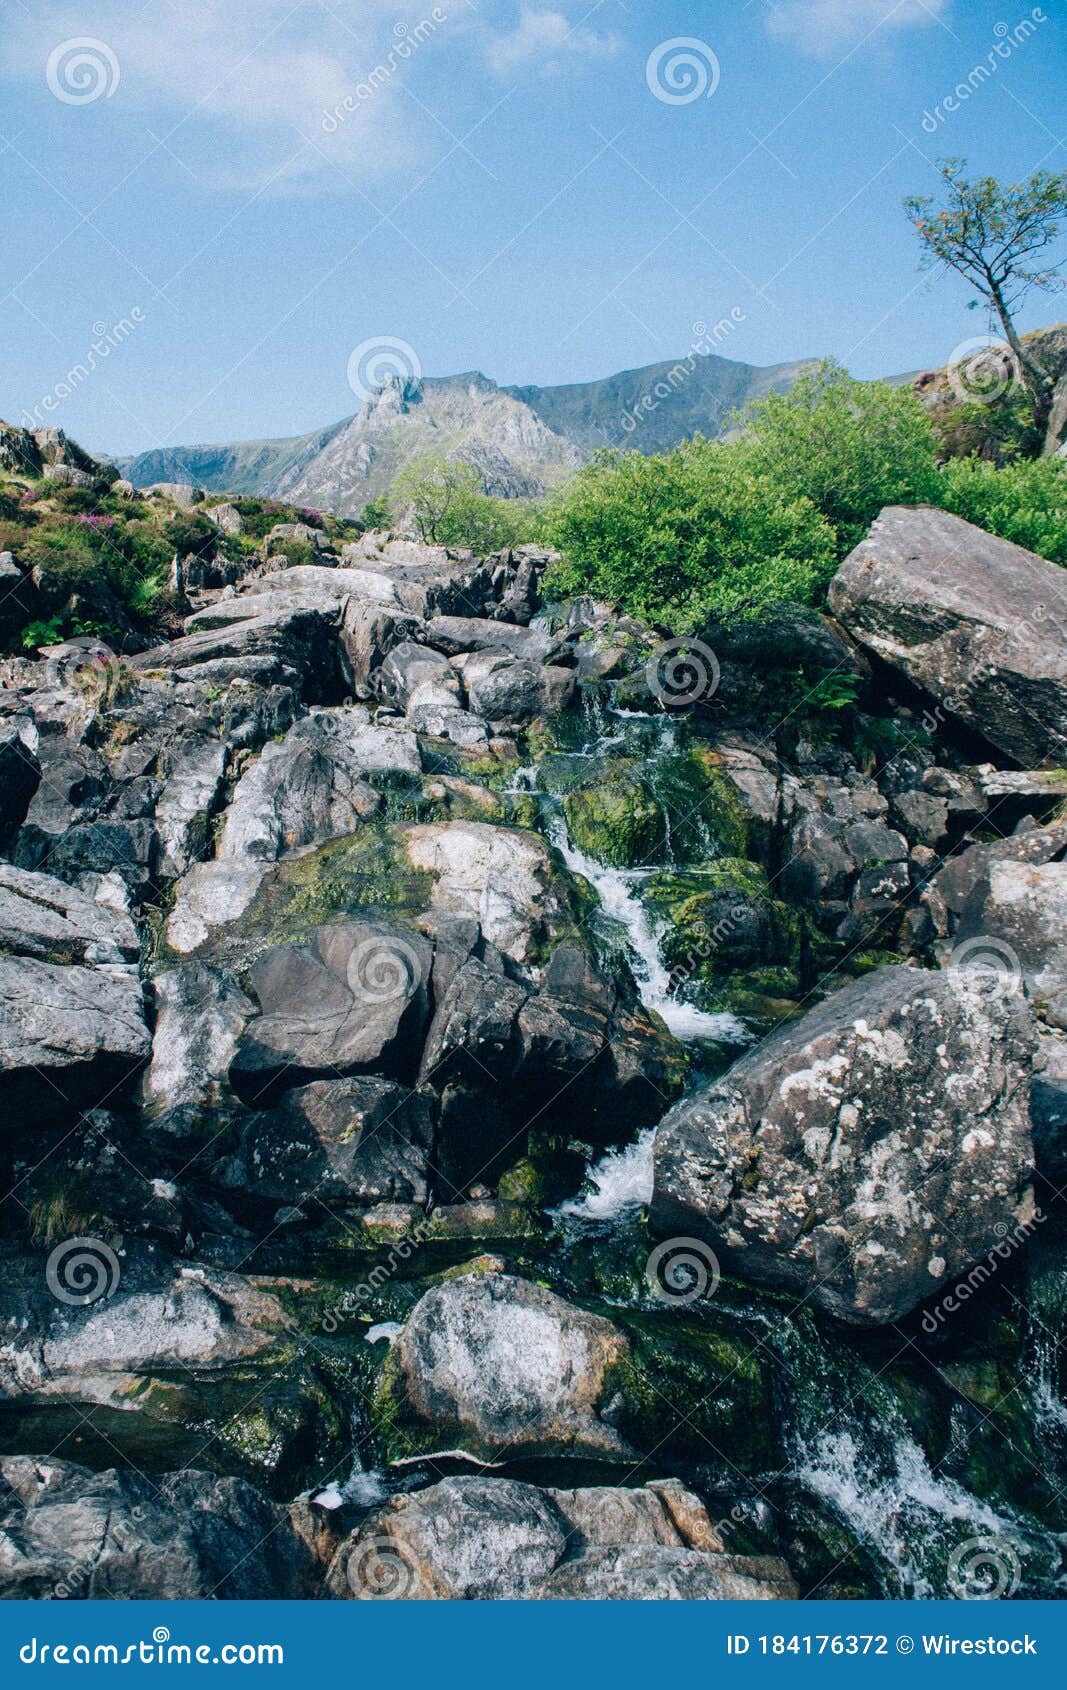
[0,865,148,1118]
[652,965,1038,1324]
[0,1457,314,1599]
[829,506,1067,766]
[380,1272,635,1461]
[327,1475,796,1600]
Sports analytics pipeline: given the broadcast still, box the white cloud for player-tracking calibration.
[487,5,621,77]
[1,1,453,189]
[766,0,952,56]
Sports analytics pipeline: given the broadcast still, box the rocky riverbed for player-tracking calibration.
[0,443,1066,1601]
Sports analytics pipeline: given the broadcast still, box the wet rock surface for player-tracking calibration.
[0,475,1066,1601]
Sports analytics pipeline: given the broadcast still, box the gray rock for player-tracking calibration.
[142,962,253,1132]
[327,1474,794,1601]
[230,921,432,1099]
[153,735,228,879]
[0,1457,313,1599]
[165,859,268,956]
[0,725,40,848]
[0,952,149,1118]
[953,857,1067,1028]
[829,506,1067,765]
[533,1543,797,1600]
[421,617,561,663]
[652,965,1038,1324]
[458,652,576,723]
[1,1261,290,1404]
[218,1078,435,1208]
[145,481,202,508]
[403,821,561,966]
[204,501,243,536]
[0,864,138,965]
[384,1272,634,1461]
[217,709,417,861]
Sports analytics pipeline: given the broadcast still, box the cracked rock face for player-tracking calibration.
[651,964,1038,1324]
[0,1457,314,1599]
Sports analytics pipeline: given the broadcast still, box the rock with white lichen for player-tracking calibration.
[651,964,1038,1324]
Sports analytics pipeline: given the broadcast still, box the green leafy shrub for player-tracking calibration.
[735,359,941,554]
[543,438,837,628]
[393,457,538,552]
[937,454,1067,564]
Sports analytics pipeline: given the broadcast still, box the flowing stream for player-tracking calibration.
[537,686,1067,1599]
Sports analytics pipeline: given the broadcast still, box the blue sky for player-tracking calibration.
[1,0,1064,455]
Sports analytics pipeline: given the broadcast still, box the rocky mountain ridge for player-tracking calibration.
[113,351,811,514]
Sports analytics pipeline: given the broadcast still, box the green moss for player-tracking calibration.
[563,771,665,867]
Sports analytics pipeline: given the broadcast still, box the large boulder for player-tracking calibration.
[651,965,1038,1325]
[0,1458,313,1599]
[829,506,1067,765]
[953,858,1067,1030]
[380,1272,634,1462]
[217,1078,436,1209]
[326,1474,795,1600]
[229,921,433,1100]
[403,821,564,966]
[0,1257,290,1405]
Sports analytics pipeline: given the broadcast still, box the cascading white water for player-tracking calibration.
[794,1427,1021,1598]
[557,1127,656,1221]
[545,809,749,1045]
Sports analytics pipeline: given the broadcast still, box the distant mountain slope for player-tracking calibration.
[115,420,349,500]
[506,352,812,456]
[113,349,817,515]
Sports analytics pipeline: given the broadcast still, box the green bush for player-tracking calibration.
[543,438,837,628]
[937,454,1067,565]
[393,457,538,553]
[735,359,941,554]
